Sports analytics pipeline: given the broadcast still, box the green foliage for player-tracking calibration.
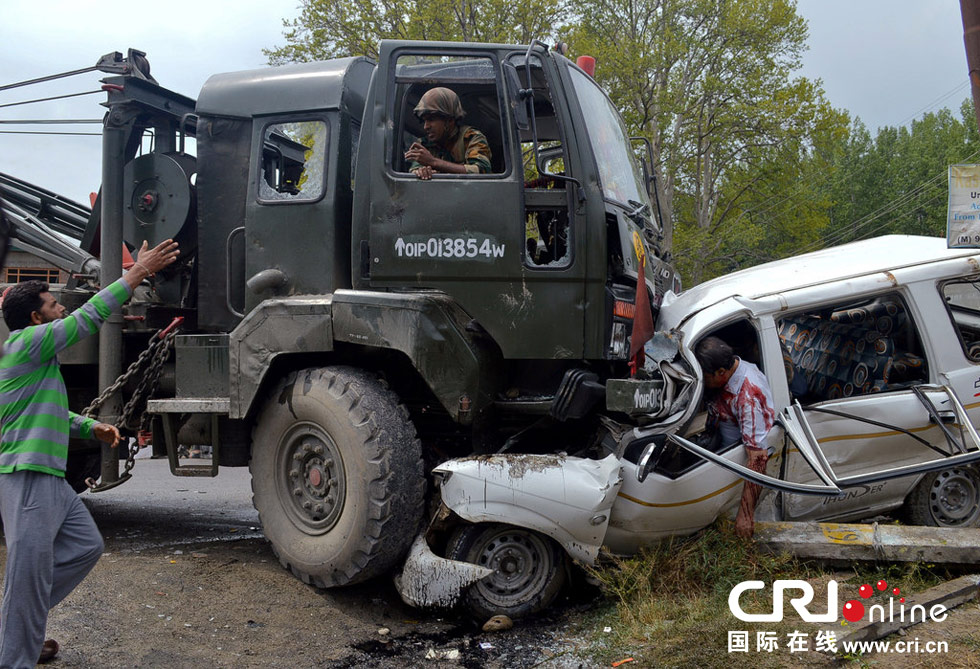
[264,0,570,62]
[819,100,980,249]
[564,0,847,284]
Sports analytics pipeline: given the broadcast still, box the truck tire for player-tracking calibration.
[904,466,980,528]
[446,523,567,620]
[250,366,425,587]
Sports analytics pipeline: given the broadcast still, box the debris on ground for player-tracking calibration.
[482,614,514,632]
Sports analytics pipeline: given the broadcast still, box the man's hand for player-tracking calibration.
[126,239,180,289]
[93,423,121,448]
[411,166,435,180]
[735,446,769,539]
[136,239,180,274]
[404,142,435,167]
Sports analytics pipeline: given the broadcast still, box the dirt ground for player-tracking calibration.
[10,536,596,669]
[0,459,598,669]
[25,539,980,669]
[2,458,980,668]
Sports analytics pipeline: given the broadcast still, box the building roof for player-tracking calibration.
[661,236,980,319]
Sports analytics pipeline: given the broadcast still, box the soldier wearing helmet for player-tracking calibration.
[404,87,492,180]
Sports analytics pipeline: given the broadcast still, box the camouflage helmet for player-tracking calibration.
[414,87,465,120]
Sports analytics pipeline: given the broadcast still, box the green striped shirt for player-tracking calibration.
[0,279,132,477]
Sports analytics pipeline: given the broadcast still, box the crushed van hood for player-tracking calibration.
[435,453,623,563]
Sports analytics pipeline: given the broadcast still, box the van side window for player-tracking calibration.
[776,293,928,403]
[941,277,980,361]
[258,120,328,203]
[391,54,505,176]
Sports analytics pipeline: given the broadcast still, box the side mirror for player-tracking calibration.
[636,440,662,482]
[504,62,529,131]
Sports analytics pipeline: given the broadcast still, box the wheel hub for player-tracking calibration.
[474,530,553,606]
[278,424,346,534]
[930,468,980,526]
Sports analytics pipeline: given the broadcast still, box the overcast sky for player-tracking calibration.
[0,1,972,205]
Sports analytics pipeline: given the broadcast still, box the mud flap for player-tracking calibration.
[394,534,494,609]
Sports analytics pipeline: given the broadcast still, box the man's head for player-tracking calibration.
[695,336,736,389]
[2,281,65,331]
[414,87,464,145]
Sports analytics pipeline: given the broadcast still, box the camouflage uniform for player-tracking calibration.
[410,87,492,175]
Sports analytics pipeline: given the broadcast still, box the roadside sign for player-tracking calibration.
[948,164,980,248]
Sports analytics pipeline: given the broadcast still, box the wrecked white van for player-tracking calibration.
[396,236,980,619]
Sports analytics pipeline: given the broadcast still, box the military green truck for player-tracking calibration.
[1,41,675,603]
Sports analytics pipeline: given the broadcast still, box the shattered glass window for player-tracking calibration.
[259,120,328,202]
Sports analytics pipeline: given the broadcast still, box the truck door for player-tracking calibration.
[362,43,587,359]
[242,114,338,312]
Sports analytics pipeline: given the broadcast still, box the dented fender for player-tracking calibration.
[435,453,624,564]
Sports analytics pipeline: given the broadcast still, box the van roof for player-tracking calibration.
[662,235,980,317]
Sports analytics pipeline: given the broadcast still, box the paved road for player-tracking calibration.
[82,457,264,551]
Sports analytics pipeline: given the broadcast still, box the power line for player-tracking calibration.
[0,90,102,110]
[893,80,971,129]
[0,66,98,92]
[721,80,974,242]
[0,131,101,136]
[0,119,102,124]
[795,147,980,254]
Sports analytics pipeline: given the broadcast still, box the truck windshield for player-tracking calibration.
[567,67,650,210]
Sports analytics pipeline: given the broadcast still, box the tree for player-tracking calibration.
[819,100,980,249]
[265,0,569,62]
[565,0,846,284]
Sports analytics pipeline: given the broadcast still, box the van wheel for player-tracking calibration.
[446,523,567,620]
[250,366,425,587]
[905,466,980,527]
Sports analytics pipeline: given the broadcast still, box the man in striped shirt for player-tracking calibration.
[0,238,178,667]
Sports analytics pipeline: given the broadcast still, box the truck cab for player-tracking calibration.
[5,41,680,604]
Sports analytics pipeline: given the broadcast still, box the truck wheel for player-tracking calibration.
[904,466,980,527]
[446,523,567,620]
[250,366,425,587]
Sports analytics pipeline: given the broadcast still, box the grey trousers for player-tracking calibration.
[0,471,103,669]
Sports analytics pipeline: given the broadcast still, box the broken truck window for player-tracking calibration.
[259,120,328,202]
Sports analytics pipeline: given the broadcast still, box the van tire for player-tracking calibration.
[446,523,567,620]
[250,366,425,587]
[904,466,980,528]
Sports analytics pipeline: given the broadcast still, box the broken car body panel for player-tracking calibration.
[394,535,494,609]
[435,454,623,563]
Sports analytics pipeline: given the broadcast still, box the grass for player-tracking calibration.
[576,520,961,667]
[579,519,809,667]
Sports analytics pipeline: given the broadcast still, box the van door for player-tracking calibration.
[659,291,980,507]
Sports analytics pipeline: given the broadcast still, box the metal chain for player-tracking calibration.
[123,326,180,429]
[82,321,180,481]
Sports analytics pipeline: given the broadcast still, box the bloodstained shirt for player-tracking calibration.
[709,358,775,453]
